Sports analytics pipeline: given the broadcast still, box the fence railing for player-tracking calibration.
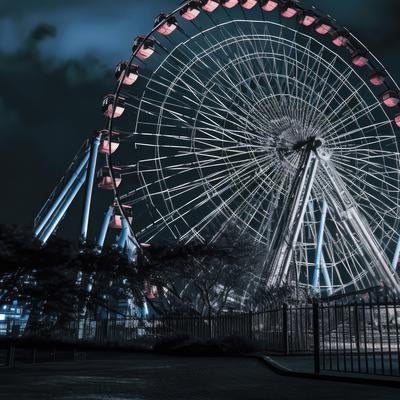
[2,300,400,377]
[0,306,313,353]
[318,300,400,377]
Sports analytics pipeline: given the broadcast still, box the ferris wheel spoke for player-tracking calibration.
[181,159,287,243]
[323,93,379,135]
[143,164,267,241]
[325,118,391,145]
[332,161,399,209]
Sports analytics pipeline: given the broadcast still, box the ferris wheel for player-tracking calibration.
[99,0,400,298]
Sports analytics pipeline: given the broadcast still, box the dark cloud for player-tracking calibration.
[0,22,110,234]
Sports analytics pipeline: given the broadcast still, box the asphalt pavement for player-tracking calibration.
[0,352,399,399]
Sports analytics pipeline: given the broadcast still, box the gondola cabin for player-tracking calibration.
[115,62,139,86]
[261,0,278,11]
[155,13,177,36]
[144,281,158,300]
[395,114,400,128]
[299,12,316,27]
[369,72,385,86]
[109,205,133,229]
[221,0,239,8]
[102,95,125,118]
[97,167,122,190]
[315,22,332,35]
[281,4,298,18]
[200,0,220,12]
[99,137,120,155]
[332,33,348,47]
[133,36,155,60]
[383,91,400,108]
[181,2,201,20]
[352,52,368,67]
[240,0,258,10]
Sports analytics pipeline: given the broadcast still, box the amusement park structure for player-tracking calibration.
[34,0,400,303]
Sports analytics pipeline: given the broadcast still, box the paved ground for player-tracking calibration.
[0,353,399,399]
[271,354,400,376]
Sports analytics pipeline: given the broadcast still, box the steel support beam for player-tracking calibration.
[80,133,102,243]
[96,206,114,252]
[268,151,320,287]
[312,199,328,290]
[391,236,400,271]
[308,201,333,296]
[39,171,87,244]
[117,218,129,250]
[125,231,137,264]
[34,150,90,238]
[322,162,400,295]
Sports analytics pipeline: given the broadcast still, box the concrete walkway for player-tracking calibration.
[0,353,399,399]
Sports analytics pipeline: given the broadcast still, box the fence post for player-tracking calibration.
[312,301,320,374]
[6,345,15,368]
[282,304,289,354]
[32,347,38,364]
[249,311,253,341]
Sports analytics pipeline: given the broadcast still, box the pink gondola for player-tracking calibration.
[222,0,239,8]
[144,281,158,300]
[115,62,139,86]
[98,130,120,155]
[352,53,368,68]
[240,0,258,9]
[97,167,122,190]
[109,214,123,229]
[261,0,278,11]
[315,22,332,35]
[133,36,155,60]
[332,33,348,47]
[369,72,385,86]
[200,0,220,12]
[281,5,298,18]
[99,139,120,155]
[383,91,400,108]
[181,2,201,20]
[155,14,177,36]
[109,205,133,229]
[299,12,316,27]
[395,114,400,128]
[102,95,125,119]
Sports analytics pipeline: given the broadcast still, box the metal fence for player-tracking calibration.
[2,300,400,377]
[318,300,400,377]
[0,305,313,353]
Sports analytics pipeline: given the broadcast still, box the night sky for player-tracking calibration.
[1,0,400,239]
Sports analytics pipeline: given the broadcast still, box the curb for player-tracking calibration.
[257,354,400,388]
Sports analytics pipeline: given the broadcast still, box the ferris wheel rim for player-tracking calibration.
[101,0,400,297]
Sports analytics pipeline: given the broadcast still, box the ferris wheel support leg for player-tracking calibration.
[269,151,320,288]
[323,163,400,295]
[308,201,332,296]
[125,231,137,264]
[141,299,149,318]
[312,199,328,294]
[391,236,400,271]
[95,206,114,253]
[320,256,333,296]
[34,150,90,238]
[117,218,129,250]
[80,133,102,244]
[39,171,87,244]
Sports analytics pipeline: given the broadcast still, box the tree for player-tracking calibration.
[143,227,263,316]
